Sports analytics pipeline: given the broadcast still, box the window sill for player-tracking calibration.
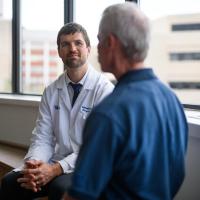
[0,94,199,138]
[0,94,41,107]
[185,109,200,139]
[185,109,200,125]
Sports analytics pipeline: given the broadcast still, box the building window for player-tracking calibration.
[170,52,200,61]
[20,0,64,94]
[140,0,200,105]
[169,82,200,89]
[172,23,200,31]
[74,0,124,82]
[0,0,12,93]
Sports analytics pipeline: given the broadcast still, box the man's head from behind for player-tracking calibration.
[98,2,150,73]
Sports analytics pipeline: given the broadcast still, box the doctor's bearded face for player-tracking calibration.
[58,32,90,69]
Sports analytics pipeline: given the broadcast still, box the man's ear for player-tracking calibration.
[85,46,91,59]
[108,34,118,49]
[87,46,91,54]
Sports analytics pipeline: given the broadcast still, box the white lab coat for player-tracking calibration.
[23,66,114,173]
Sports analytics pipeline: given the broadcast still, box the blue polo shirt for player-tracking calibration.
[68,68,188,200]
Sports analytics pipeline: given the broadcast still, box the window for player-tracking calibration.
[74,0,125,82]
[20,0,64,94]
[1,0,129,95]
[0,0,12,93]
[169,82,200,89]
[172,23,200,31]
[170,52,200,61]
[1,0,200,106]
[140,0,200,105]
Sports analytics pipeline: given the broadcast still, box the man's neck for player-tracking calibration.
[66,65,88,83]
[114,59,145,80]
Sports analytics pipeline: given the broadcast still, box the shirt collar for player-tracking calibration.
[65,67,89,86]
[117,68,157,86]
[56,65,96,90]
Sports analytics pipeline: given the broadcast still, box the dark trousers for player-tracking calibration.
[0,171,72,200]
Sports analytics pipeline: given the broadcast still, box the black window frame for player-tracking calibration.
[11,0,74,95]
[11,0,132,95]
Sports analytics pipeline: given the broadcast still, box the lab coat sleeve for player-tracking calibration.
[58,153,78,174]
[24,88,55,162]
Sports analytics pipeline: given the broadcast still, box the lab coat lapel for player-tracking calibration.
[72,66,95,110]
[71,67,96,125]
[69,88,88,128]
[56,73,71,110]
[60,86,71,110]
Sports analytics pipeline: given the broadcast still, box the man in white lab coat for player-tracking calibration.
[0,23,114,200]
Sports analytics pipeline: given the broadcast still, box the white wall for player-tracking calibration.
[0,96,39,147]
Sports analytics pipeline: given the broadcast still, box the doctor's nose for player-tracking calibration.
[69,43,77,52]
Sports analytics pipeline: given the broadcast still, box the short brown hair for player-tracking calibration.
[57,22,90,48]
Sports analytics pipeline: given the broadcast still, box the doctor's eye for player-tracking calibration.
[74,40,84,47]
[60,42,69,48]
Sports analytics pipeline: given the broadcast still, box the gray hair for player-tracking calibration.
[98,2,150,62]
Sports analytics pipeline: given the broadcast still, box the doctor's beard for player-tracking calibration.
[65,57,86,69]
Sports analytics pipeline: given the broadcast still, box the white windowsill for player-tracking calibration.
[184,109,200,139]
[0,94,200,126]
[185,109,200,126]
[0,94,41,107]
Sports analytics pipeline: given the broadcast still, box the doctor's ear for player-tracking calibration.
[87,46,91,53]
[86,46,91,57]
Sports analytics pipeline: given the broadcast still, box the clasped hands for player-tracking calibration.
[17,160,56,192]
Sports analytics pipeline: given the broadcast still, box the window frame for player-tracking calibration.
[10,0,132,95]
[11,0,74,95]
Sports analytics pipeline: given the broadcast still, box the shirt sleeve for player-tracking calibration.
[68,112,123,200]
[58,152,78,173]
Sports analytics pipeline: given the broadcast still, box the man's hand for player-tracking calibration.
[17,160,41,192]
[17,160,62,192]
